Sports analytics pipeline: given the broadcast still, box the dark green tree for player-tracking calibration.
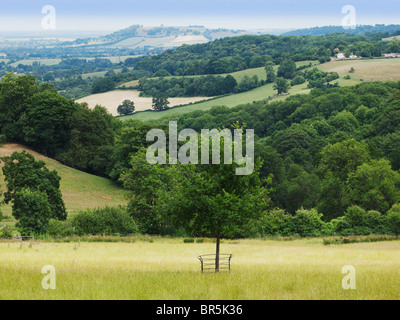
[117,99,135,116]
[277,58,296,79]
[273,77,290,95]
[152,94,170,111]
[1,151,67,234]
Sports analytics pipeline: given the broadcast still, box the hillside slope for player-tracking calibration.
[0,144,126,216]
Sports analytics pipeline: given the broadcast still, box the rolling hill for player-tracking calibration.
[0,144,126,218]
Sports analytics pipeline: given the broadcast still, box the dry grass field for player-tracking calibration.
[77,90,213,116]
[0,238,399,300]
[319,58,400,82]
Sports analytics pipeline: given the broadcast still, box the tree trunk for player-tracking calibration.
[215,233,220,272]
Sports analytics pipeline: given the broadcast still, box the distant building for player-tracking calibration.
[383,53,400,58]
[336,52,358,60]
[349,53,358,59]
[337,53,346,60]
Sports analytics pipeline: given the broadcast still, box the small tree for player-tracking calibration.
[12,189,52,235]
[152,94,170,111]
[117,99,135,116]
[1,151,67,235]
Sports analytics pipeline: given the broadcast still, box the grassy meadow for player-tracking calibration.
[0,238,399,300]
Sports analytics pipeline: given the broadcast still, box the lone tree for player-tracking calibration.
[166,128,271,271]
[1,151,67,235]
[117,99,135,116]
[273,77,290,95]
[152,94,170,112]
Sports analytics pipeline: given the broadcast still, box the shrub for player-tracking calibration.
[245,209,293,237]
[290,75,306,86]
[183,238,195,243]
[387,203,400,235]
[71,206,138,236]
[0,226,13,239]
[47,219,75,237]
[291,208,324,237]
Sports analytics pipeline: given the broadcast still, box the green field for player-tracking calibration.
[0,238,399,299]
[0,144,126,220]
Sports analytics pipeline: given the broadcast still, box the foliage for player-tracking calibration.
[273,77,290,94]
[70,206,138,236]
[117,99,135,116]
[0,226,13,239]
[1,151,67,223]
[92,77,116,94]
[152,94,170,111]
[139,75,238,97]
[12,189,52,235]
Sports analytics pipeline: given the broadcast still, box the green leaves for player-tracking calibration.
[1,151,67,235]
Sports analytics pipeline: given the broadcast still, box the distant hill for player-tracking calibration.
[62,25,289,52]
[282,24,400,37]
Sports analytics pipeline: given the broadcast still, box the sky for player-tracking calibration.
[0,0,399,32]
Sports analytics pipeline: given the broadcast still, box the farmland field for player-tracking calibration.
[119,61,317,121]
[122,81,311,122]
[77,90,213,116]
[0,238,399,299]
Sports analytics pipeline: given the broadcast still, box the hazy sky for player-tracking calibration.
[0,0,399,32]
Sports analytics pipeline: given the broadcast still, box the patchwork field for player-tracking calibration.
[120,61,317,121]
[122,81,311,121]
[0,238,399,299]
[77,90,213,116]
[0,144,126,218]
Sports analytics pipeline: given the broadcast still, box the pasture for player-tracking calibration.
[0,238,399,299]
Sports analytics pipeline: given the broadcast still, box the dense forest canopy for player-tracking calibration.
[133,34,388,75]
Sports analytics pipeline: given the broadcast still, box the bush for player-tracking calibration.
[183,238,195,243]
[291,208,324,237]
[0,226,13,239]
[387,203,400,235]
[71,206,138,236]
[47,219,75,237]
[290,75,306,86]
[244,209,293,237]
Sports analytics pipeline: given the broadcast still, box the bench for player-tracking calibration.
[198,254,233,273]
